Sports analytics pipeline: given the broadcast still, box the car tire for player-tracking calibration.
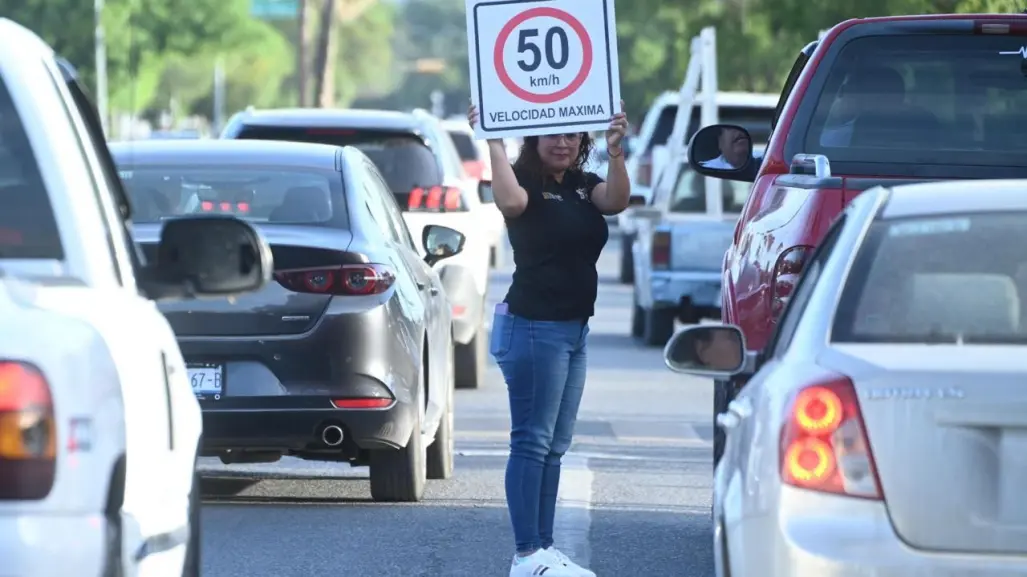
[369,366,427,503]
[455,324,486,390]
[181,471,201,577]
[713,380,730,467]
[619,234,634,284]
[642,307,675,347]
[631,297,645,338]
[427,342,455,480]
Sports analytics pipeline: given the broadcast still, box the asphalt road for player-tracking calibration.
[197,236,716,577]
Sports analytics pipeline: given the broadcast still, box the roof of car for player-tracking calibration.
[234,107,423,132]
[107,139,342,170]
[881,180,1027,219]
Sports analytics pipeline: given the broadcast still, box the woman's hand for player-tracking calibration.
[605,100,629,153]
[468,103,503,146]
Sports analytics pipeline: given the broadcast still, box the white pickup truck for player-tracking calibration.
[0,20,271,576]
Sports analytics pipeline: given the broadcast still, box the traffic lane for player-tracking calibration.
[198,239,715,577]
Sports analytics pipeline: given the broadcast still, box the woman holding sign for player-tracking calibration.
[469,102,631,577]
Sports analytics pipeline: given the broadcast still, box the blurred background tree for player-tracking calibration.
[1,0,1022,134]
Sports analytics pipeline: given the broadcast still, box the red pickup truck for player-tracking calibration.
[688,13,1027,463]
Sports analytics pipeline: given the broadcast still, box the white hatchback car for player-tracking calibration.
[0,19,270,576]
[665,180,1027,577]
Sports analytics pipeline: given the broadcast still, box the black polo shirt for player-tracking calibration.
[503,167,609,321]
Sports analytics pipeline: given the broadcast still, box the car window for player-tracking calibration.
[648,104,776,153]
[365,159,415,249]
[428,124,466,178]
[233,125,442,199]
[833,212,1027,344]
[668,167,751,214]
[0,77,63,259]
[773,42,816,131]
[116,165,344,226]
[447,130,479,161]
[805,35,1027,161]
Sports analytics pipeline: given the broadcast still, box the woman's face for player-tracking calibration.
[537,133,582,172]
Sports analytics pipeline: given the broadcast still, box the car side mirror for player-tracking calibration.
[478,180,494,203]
[663,324,754,378]
[628,194,647,206]
[688,124,757,184]
[140,216,272,301]
[422,224,466,267]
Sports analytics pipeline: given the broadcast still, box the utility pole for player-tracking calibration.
[95,0,109,136]
[297,0,309,106]
[213,58,225,135]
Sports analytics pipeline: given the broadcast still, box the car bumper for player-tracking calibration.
[0,513,106,575]
[201,393,417,452]
[646,270,721,309]
[733,486,1027,577]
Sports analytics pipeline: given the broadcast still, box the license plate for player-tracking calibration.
[187,364,223,400]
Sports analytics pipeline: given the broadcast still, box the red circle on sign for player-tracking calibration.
[492,7,593,105]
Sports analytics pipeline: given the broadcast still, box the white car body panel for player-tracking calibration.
[0,18,200,576]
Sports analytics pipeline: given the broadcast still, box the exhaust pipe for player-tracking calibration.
[321,425,344,447]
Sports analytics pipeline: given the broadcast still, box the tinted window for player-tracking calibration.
[0,79,63,259]
[649,104,775,152]
[805,36,1027,164]
[234,125,442,196]
[833,213,1027,344]
[447,130,478,161]
[117,166,344,226]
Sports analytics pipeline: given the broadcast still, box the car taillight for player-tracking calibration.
[200,201,250,214]
[637,154,653,187]
[652,231,671,269]
[770,245,812,320]
[274,264,396,296]
[0,361,57,500]
[780,376,882,500]
[408,186,465,212]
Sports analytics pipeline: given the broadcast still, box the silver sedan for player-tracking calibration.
[664,179,1027,577]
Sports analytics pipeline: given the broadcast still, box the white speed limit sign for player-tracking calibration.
[465,0,622,139]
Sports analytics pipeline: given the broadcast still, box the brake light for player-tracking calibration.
[331,398,393,409]
[652,231,671,269]
[407,186,465,212]
[0,361,56,500]
[637,153,653,187]
[200,201,250,214]
[780,376,882,500]
[274,264,396,296]
[770,245,812,320]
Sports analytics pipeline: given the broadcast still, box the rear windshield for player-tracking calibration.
[649,105,775,153]
[447,130,478,161]
[805,35,1027,167]
[116,165,346,226]
[832,213,1027,344]
[0,80,62,259]
[234,125,442,196]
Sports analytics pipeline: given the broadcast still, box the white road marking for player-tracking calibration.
[553,453,594,569]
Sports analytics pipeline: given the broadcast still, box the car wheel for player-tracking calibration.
[619,234,634,284]
[181,471,201,577]
[713,381,730,467]
[455,324,486,390]
[642,307,675,347]
[369,365,427,502]
[427,342,455,480]
[631,298,644,338]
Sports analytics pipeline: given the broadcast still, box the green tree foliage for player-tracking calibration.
[335,1,400,105]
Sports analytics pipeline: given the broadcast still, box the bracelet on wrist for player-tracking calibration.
[607,147,624,158]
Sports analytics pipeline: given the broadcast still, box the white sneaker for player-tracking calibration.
[545,547,597,577]
[510,549,575,576]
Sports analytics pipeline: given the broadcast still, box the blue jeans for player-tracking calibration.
[490,309,589,553]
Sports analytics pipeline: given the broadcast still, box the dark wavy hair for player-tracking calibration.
[512,133,594,178]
